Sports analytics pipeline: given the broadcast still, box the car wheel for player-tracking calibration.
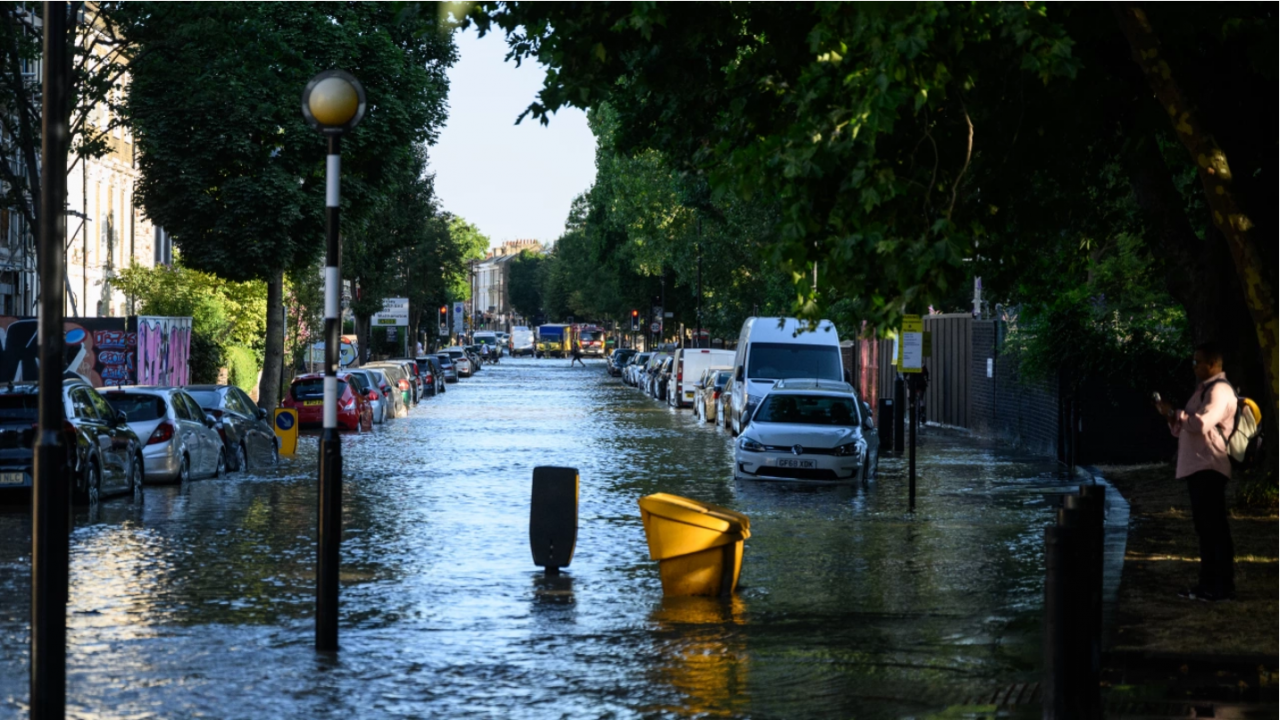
[179,453,191,483]
[270,442,279,466]
[234,443,247,473]
[131,454,145,500]
[214,449,226,478]
[82,460,101,507]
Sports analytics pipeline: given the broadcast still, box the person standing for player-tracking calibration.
[1155,342,1237,601]
[570,342,586,367]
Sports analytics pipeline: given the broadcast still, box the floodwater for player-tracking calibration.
[0,359,1083,719]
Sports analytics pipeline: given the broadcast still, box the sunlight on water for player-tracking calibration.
[0,359,1070,718]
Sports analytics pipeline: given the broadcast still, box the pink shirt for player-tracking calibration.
[1171,372,1236,479]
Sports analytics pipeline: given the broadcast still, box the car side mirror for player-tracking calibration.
[258,408,268,421]
[735,366,744,382]
[115,410,128,425]
[205,413,218,428]
[862,415,875,431]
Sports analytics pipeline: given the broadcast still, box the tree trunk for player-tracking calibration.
[1116,4,1279,412]
[258,270,284,410]
[354,313,371,365]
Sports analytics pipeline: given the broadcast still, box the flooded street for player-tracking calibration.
[1,359,1079,719]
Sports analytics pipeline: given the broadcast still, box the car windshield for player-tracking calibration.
[186,390,222,409]
[293,379,347,400]
[714,371,732,387]
[747,342,842,381]
[754,394,859,426]
[103,392,167,422]
[0,394,39,421]
[344,373,370,393]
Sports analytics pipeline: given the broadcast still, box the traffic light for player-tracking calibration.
[439,305,448,321]
[630,309,638,331]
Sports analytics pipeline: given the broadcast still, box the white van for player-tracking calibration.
[510,326,534,356]
[667,348,735,408]
[727,317,843,435]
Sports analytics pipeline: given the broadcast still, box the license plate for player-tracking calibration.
[776,459,816,469]
[0,471,28,485]
[304,400,323,406]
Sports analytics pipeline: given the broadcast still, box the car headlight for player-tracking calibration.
[738,436,766,452]
[834,441,865,458]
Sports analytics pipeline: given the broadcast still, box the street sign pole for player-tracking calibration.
[32,4,71,717]
[900,314,924,512]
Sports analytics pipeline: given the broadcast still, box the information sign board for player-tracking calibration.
[372,297,408,326]
[900,314,923,373]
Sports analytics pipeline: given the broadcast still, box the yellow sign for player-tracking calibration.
[900,314,923,373]
[273,408,299,456]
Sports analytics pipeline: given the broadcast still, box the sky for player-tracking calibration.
[430,28,597,250]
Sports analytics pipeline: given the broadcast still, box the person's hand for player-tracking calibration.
[1154,400,1174,419]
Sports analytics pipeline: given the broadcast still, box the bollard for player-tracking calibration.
[530,466,578,575]
[877,398,895,452]
[1045,502,1102,720]
[1073,485,1107,692]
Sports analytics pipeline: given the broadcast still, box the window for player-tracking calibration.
[746,343,842,382]
[754,394,860,427]
[88,390,115,422]
[71,388,98,421]
[232,388,259,416]
[103,393,166,422]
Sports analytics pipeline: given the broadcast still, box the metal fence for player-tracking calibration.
[922,314,973,429]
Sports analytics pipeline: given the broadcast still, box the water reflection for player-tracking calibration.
[649,596,750,717]
[0,358,1068,718]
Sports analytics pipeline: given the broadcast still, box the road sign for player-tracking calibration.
[650,322,660,333]
[273,408,299,456]
[900,314,923,373]
[452,301,465,334]
[372,297,408,326]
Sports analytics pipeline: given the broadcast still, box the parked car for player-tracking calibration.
[720,375,736,431]
[0,380,144,505]
[667,348,735,408]
[364,367,408,418]
[345,369,388,424]
[642,353,668,396]
[733,378,878,483]
[695,368,733,424]
[186,385,279,471]
[103,386,226,483]
[654,357,675,401]
[625,352,652,386]
[367,362,414,407]
[387,360,423,404]
[434,353,459,383]
[442,347,473,377]
[415,356,444,396]
[282,373,373,432]
[463,346,484,371]
[608,349,637,377]
[727,317,843,436]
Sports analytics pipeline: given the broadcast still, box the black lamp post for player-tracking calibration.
[32,3,70,717]
[301,69,365,652]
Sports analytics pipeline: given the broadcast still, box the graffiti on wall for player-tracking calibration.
[137,316,192,386]
[0,315,191,388]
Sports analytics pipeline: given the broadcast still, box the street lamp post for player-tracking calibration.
[32,4,71,717]
[302,69,365,652]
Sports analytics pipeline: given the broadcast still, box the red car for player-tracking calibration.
[282,373,373,432]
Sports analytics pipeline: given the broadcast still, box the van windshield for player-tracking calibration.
[747,342,842,381]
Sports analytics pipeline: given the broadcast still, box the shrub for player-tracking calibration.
[224,345,259,393]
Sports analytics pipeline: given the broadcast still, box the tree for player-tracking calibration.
[506,250,544,321]
[461,1,1276,412]
[446,215,490,302]
[114,259,268,383]
[121,2,456,408]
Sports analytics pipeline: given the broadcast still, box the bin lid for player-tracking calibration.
[638,493,750,535]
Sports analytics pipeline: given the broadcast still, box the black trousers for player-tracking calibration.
[1184,469,1235,594]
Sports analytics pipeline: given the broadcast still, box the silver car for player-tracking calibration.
[365,367,407,419]
[102,386,226,483]
[345,369,387,424]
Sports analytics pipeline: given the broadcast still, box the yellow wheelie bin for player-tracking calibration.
[638,493,751,597]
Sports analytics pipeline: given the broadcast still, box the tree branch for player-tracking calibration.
[945,102,974,222]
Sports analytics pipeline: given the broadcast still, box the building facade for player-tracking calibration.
[473,239,541,330]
